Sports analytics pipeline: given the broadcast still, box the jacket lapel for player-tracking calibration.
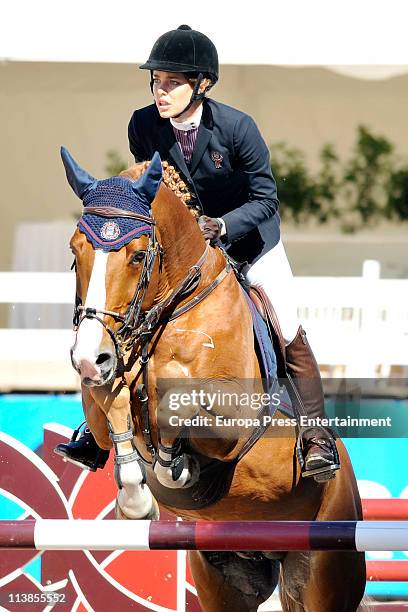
[189,101,213,175]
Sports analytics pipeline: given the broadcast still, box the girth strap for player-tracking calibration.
[235,378,281,463]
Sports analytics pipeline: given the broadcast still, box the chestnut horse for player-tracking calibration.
[61,148,366,612]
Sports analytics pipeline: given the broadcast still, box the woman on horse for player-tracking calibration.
[56,25,339,481]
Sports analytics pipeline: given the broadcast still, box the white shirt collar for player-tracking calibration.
[170,104,203,131]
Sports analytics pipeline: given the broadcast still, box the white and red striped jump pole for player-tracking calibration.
[1,520,408,552]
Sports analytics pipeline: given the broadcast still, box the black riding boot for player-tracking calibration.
[285,326,340,482]
[54,422,110,472]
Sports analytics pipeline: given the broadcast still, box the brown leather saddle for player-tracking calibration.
[248,285,287,378]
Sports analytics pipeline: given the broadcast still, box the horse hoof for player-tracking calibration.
[154,453,200,489]
[114,498,160,521]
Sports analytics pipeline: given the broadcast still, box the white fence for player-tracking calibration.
[0,261,407,390]
[296,261,408,378]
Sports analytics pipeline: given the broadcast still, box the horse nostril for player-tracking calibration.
[96,352,113,366]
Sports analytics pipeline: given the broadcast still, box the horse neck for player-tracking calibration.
[152,186,207,287]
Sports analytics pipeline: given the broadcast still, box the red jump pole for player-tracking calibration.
[367,561,408,582]
[363,499,408,521]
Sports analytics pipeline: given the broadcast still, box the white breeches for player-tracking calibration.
[246,240,299,343]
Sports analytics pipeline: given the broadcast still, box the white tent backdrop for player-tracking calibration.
[1,0,408,71]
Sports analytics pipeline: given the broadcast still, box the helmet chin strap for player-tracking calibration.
[171,72,204,119]
[150,72,213,120]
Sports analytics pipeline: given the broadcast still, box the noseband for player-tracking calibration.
[73,206,231,363]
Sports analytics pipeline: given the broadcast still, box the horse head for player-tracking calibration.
[61,147,165,386]
[61,147,206,387]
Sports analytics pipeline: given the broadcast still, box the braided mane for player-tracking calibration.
[120,160,201,219]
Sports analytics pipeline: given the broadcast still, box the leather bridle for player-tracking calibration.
[73,206,231,365]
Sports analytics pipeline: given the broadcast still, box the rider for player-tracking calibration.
[55,25,339,481]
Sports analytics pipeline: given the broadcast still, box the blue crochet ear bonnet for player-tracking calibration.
[79,177,153,250]
[60,147,162,251]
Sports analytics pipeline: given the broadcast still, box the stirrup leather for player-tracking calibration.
[69,420,88,443]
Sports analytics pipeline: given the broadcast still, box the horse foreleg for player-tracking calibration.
[152,389,200,489]
[284,444,365,611]
[104,386,158,520]
[189,551,279,612]
[82,387,112,449]
[280,450,365,612]
[153,434,200,489]
[280,550,365,612]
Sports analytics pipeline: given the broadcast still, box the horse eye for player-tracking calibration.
[131,251,145,264]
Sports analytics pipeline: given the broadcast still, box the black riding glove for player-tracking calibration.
[198,216,223,243]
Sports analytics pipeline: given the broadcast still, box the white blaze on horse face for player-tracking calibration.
[73,250,109,378]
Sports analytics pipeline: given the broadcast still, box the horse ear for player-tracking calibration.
[60,146,98,199]
[133,151,163,203]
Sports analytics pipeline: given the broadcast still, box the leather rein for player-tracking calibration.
[73,206,231,361]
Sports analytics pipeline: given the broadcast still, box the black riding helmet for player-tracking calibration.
[140,25,219,118]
